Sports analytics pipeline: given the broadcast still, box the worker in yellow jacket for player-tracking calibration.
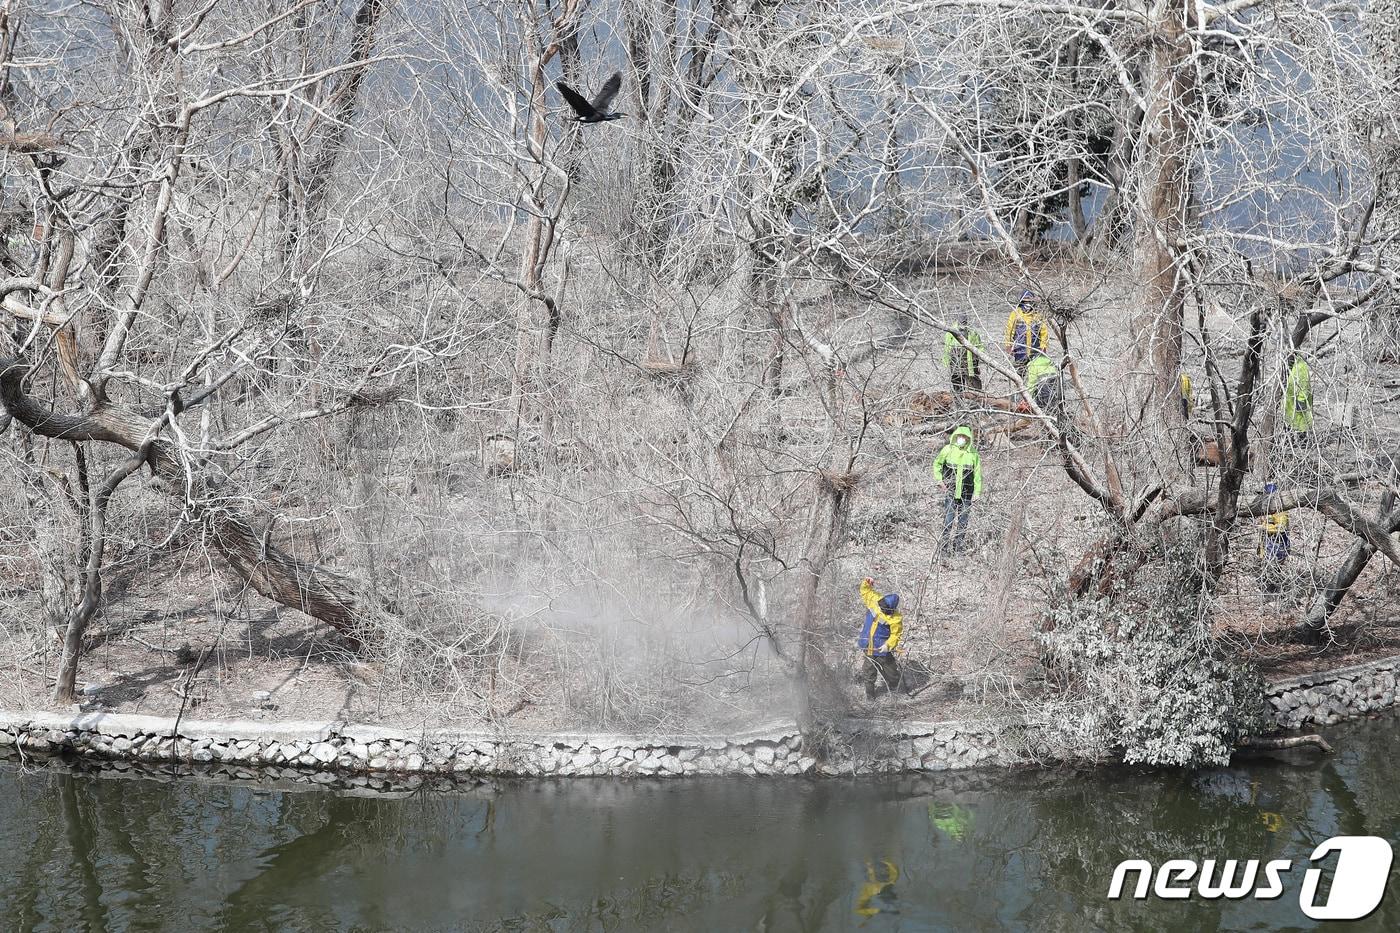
[1259,481,1291,596]
[1004,289,1049,377]
[1179,371,1195,421]
[858,578,905,699]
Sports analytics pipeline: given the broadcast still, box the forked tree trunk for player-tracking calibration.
[283,0,388,267]
[53,445,150,702]
[0,360,369,650]
[1203,304,1266,580]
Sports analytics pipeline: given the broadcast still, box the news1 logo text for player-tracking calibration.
[1108,836,1393,921]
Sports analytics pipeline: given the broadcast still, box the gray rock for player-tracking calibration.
[309,742,339,764]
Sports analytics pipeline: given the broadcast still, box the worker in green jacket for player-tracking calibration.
[933,425,982,555]
[1025,349,1061,417]
[943,312,984,394]
[1283,353,1313,433]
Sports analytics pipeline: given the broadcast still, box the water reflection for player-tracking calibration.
[854,860,900,919]
[0,713,1396,931]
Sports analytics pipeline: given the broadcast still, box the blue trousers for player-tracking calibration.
[941,495,973,552]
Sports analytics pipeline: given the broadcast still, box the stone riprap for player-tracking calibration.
[0,653,1394,778]
[0,710,1013,778]
[1265,657,1399,729]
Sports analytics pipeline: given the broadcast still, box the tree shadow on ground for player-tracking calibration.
[82,607,360,713]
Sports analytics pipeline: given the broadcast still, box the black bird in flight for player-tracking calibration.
[555,72,625,123]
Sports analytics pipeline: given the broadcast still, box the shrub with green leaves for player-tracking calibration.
[1037,542,1268,767]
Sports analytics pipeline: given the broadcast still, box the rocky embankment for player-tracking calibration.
[1267,658,1399,729]
[0,713,1003,778]
[1,654,1395,779]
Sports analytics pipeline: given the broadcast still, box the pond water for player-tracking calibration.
[1,714,1397,932]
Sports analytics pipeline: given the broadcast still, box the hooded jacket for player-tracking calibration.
[1004,305,1049,361]
[943,328,983,377]
[1283,357,1313,432]
[1260,510,1290,560]
[933,426,982,501]
[857,580,903,657]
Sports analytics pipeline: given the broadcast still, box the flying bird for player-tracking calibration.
[555,72,625,123]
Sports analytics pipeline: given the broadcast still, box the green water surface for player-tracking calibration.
[1,713,1398,932]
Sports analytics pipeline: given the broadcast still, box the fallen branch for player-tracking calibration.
[1295,492,1400,638]
[1237,734,1333,754]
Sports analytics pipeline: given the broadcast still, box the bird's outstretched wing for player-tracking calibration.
[556,81,596,119]
[590,72,622,113]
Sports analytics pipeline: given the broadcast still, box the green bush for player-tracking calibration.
[1037,541,1268,767]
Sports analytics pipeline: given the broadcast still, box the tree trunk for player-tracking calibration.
[1127,4,1197,487]
[1203,304,1266,579]
[1238,734,1332,754]
[1091,85,1141,256]
[509,2,581,427]
[1066,155,1087,241]
[285,0,388,268]
[791,469,855,739]
[1061,37,1088,243]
